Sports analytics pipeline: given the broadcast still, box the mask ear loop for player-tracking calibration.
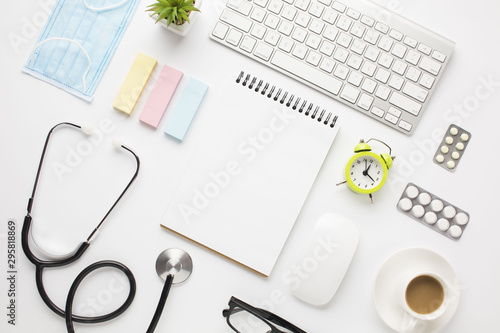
[29,38,91,93]
[82,0,131,12]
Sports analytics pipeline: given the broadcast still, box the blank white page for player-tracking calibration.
[161,74,340,277]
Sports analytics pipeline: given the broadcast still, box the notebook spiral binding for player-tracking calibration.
[236,71,338,128]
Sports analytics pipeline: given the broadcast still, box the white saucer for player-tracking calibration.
[373,247,460,333]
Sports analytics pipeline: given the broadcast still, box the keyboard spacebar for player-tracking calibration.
[271,51,342,96]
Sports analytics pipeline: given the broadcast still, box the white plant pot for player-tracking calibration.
[151,0,202,37]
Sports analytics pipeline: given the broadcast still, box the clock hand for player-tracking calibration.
[367,174,375,182]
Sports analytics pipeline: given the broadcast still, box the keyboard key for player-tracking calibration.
[388,75,404,90]
[292,44,308,59]
[365,46,380,62]
[360,61,376,76]
[271,51,343,95]
[392,60,407,75]
[346,8,360,20]
[337,33,352,48]
[227,29,243,46]
[292,27,307,42]
[336,16,352,31]
[378,53,394,68]
[385,112,398,124]
[402,81,428,102]
[398,120,413,132]
[391,43,407,58]
[351,22,366,38]
[296,11,311,27]
[403,36,418,48]
[334,64,349,79]
[306,51,322,66]
[306,34,321,49]
[254,0,269,7]
[319,41,335,56]
[295,0,311,11]
[322,8,338,24]
[389,29,403,41]
[278,20,294,35]
[251,7,267,22]
[351,39,366,55]
[347,54,363,70]
[375,22,389,34]
[220,9,253,32]
[240,35,257,52]
[419,57,442,76]
[332,1,346,12]
[309,2,324,17]
[265,30,281,46]
[212,22,229,39]
[268,0,283,14]
[320,57,335,73]
[264,14,280,29]
[348,71,363,86]
[375,85,390,100]
[251,25,266,39]
[333,47,349,62]
[360,15,374,27]
[309,19,325,34]
[417,43,432,55]
[374,68,390,84]
[387,106,401,117]
[406,67,421,82]
[323,25,339,41]
[405,49,420,65]
[364,29,380,45]
[340,84,360,103]
[371,106,384,117]
[227,0,253,16]
[389,92,422,115]
[378,36,393,52]
[357,93,374,110]
[281,5,297,21]
[361,78,377,93]
[432,50,446,62]
[318,0,331,5]
[254,42,274,60]
[278,37,294,52]
[419,73,435,89]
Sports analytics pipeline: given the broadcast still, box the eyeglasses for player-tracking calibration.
[223,296,306,333]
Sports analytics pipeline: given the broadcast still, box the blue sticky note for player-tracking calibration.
[164,77,208,141]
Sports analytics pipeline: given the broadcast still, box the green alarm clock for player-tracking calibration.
[337,138,395,203]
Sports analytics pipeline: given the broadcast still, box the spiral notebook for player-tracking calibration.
[160,71,340,277]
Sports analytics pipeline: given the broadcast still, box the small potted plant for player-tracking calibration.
[147,0,201,36]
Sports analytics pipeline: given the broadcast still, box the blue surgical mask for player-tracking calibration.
[23,0,139,101]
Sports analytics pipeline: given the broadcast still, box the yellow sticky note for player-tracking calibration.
[113,52,157,115]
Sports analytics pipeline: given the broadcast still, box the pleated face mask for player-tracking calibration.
[23,0,139,101]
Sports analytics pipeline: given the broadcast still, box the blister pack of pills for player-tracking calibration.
[433,124,471,171]
[397,183,470,240]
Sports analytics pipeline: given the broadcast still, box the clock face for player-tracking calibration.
[345,152,387,194]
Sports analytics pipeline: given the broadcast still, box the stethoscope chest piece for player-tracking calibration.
[155,248,193,284]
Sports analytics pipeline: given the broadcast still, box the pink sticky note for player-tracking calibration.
[139,65,183,128]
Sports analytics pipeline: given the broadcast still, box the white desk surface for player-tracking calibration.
[1,0,499,332]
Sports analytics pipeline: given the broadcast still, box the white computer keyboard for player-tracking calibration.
[210,0,455,135]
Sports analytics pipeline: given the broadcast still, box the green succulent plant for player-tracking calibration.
[147,0,200,26]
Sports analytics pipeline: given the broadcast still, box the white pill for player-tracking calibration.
[445,136,453,144]
[446,161,455,169]
[418,192,432,205]
[411,205,425,218]
[398,198,413,211]
[449,127,458,135]
[440,146,449,154]
[430,199,444,212]
[424,212,438,224]
[455,142,465,151]
[460,133,469,141]
[443,206,456,218]
[435,155,444,163]
[437,218,450,231]
[448,225,463,238]
[451,152,460,160]
[455,212,469,225]
[406,185,419,199]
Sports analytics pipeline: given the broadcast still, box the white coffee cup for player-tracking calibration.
[397,271,457,333]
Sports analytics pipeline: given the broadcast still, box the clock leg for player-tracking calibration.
[369,193,374,204]
[336,180,347,186]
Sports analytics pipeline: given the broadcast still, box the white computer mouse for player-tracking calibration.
[290,213,360,306]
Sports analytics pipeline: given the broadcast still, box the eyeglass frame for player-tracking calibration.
[222,296,307,333]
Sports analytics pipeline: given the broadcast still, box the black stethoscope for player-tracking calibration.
[22,122,193,333]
